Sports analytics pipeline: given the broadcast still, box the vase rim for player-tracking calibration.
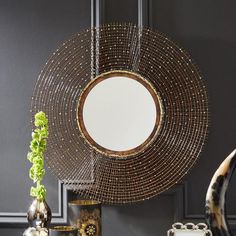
[69,199,101,205]
[50,226,78,232]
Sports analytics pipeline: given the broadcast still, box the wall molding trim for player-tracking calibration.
[91,0,104,27]
[167,182,236,229]
[138,0,152,27]
[0,181,67,226]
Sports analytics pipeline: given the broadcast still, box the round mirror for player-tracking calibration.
[78,71,163,157]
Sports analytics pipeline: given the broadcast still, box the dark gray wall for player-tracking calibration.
[0,0,90,234]
[0,0,236,236]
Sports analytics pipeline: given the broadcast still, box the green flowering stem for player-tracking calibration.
[28,111,48,201]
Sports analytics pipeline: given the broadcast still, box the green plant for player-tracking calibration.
[27,111,49,200]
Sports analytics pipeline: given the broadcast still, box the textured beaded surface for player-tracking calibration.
[31,23,209,204]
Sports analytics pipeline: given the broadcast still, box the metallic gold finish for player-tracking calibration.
[50,225,77,231]
[77,70,163,157]
[70,200,101,206]
[49,226,78,236]
[31,23,209,204]
[50,226,78,231]
[27,198,52,228]
[68,200,101,236]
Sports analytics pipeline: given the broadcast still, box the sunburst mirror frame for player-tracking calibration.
[31,23,209,204]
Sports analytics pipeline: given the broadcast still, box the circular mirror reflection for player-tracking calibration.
[78,71,163,157]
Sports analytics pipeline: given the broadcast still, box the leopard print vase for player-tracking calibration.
[206,149,236,236]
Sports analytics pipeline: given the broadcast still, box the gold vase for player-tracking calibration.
[68,200,101,236]
[27,198,52,229]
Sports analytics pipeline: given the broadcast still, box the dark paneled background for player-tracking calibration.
[0,0,236,235]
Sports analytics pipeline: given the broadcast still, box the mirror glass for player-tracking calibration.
[78,71,162,156]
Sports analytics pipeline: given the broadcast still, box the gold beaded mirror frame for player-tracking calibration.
[31,23,209,204]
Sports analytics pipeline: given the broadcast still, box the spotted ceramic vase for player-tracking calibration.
[206,149,236,236]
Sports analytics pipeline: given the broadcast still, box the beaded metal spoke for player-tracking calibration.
[31,23,209,204]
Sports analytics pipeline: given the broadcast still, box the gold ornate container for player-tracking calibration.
[68,200,101,236]
[49,226,78,236]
